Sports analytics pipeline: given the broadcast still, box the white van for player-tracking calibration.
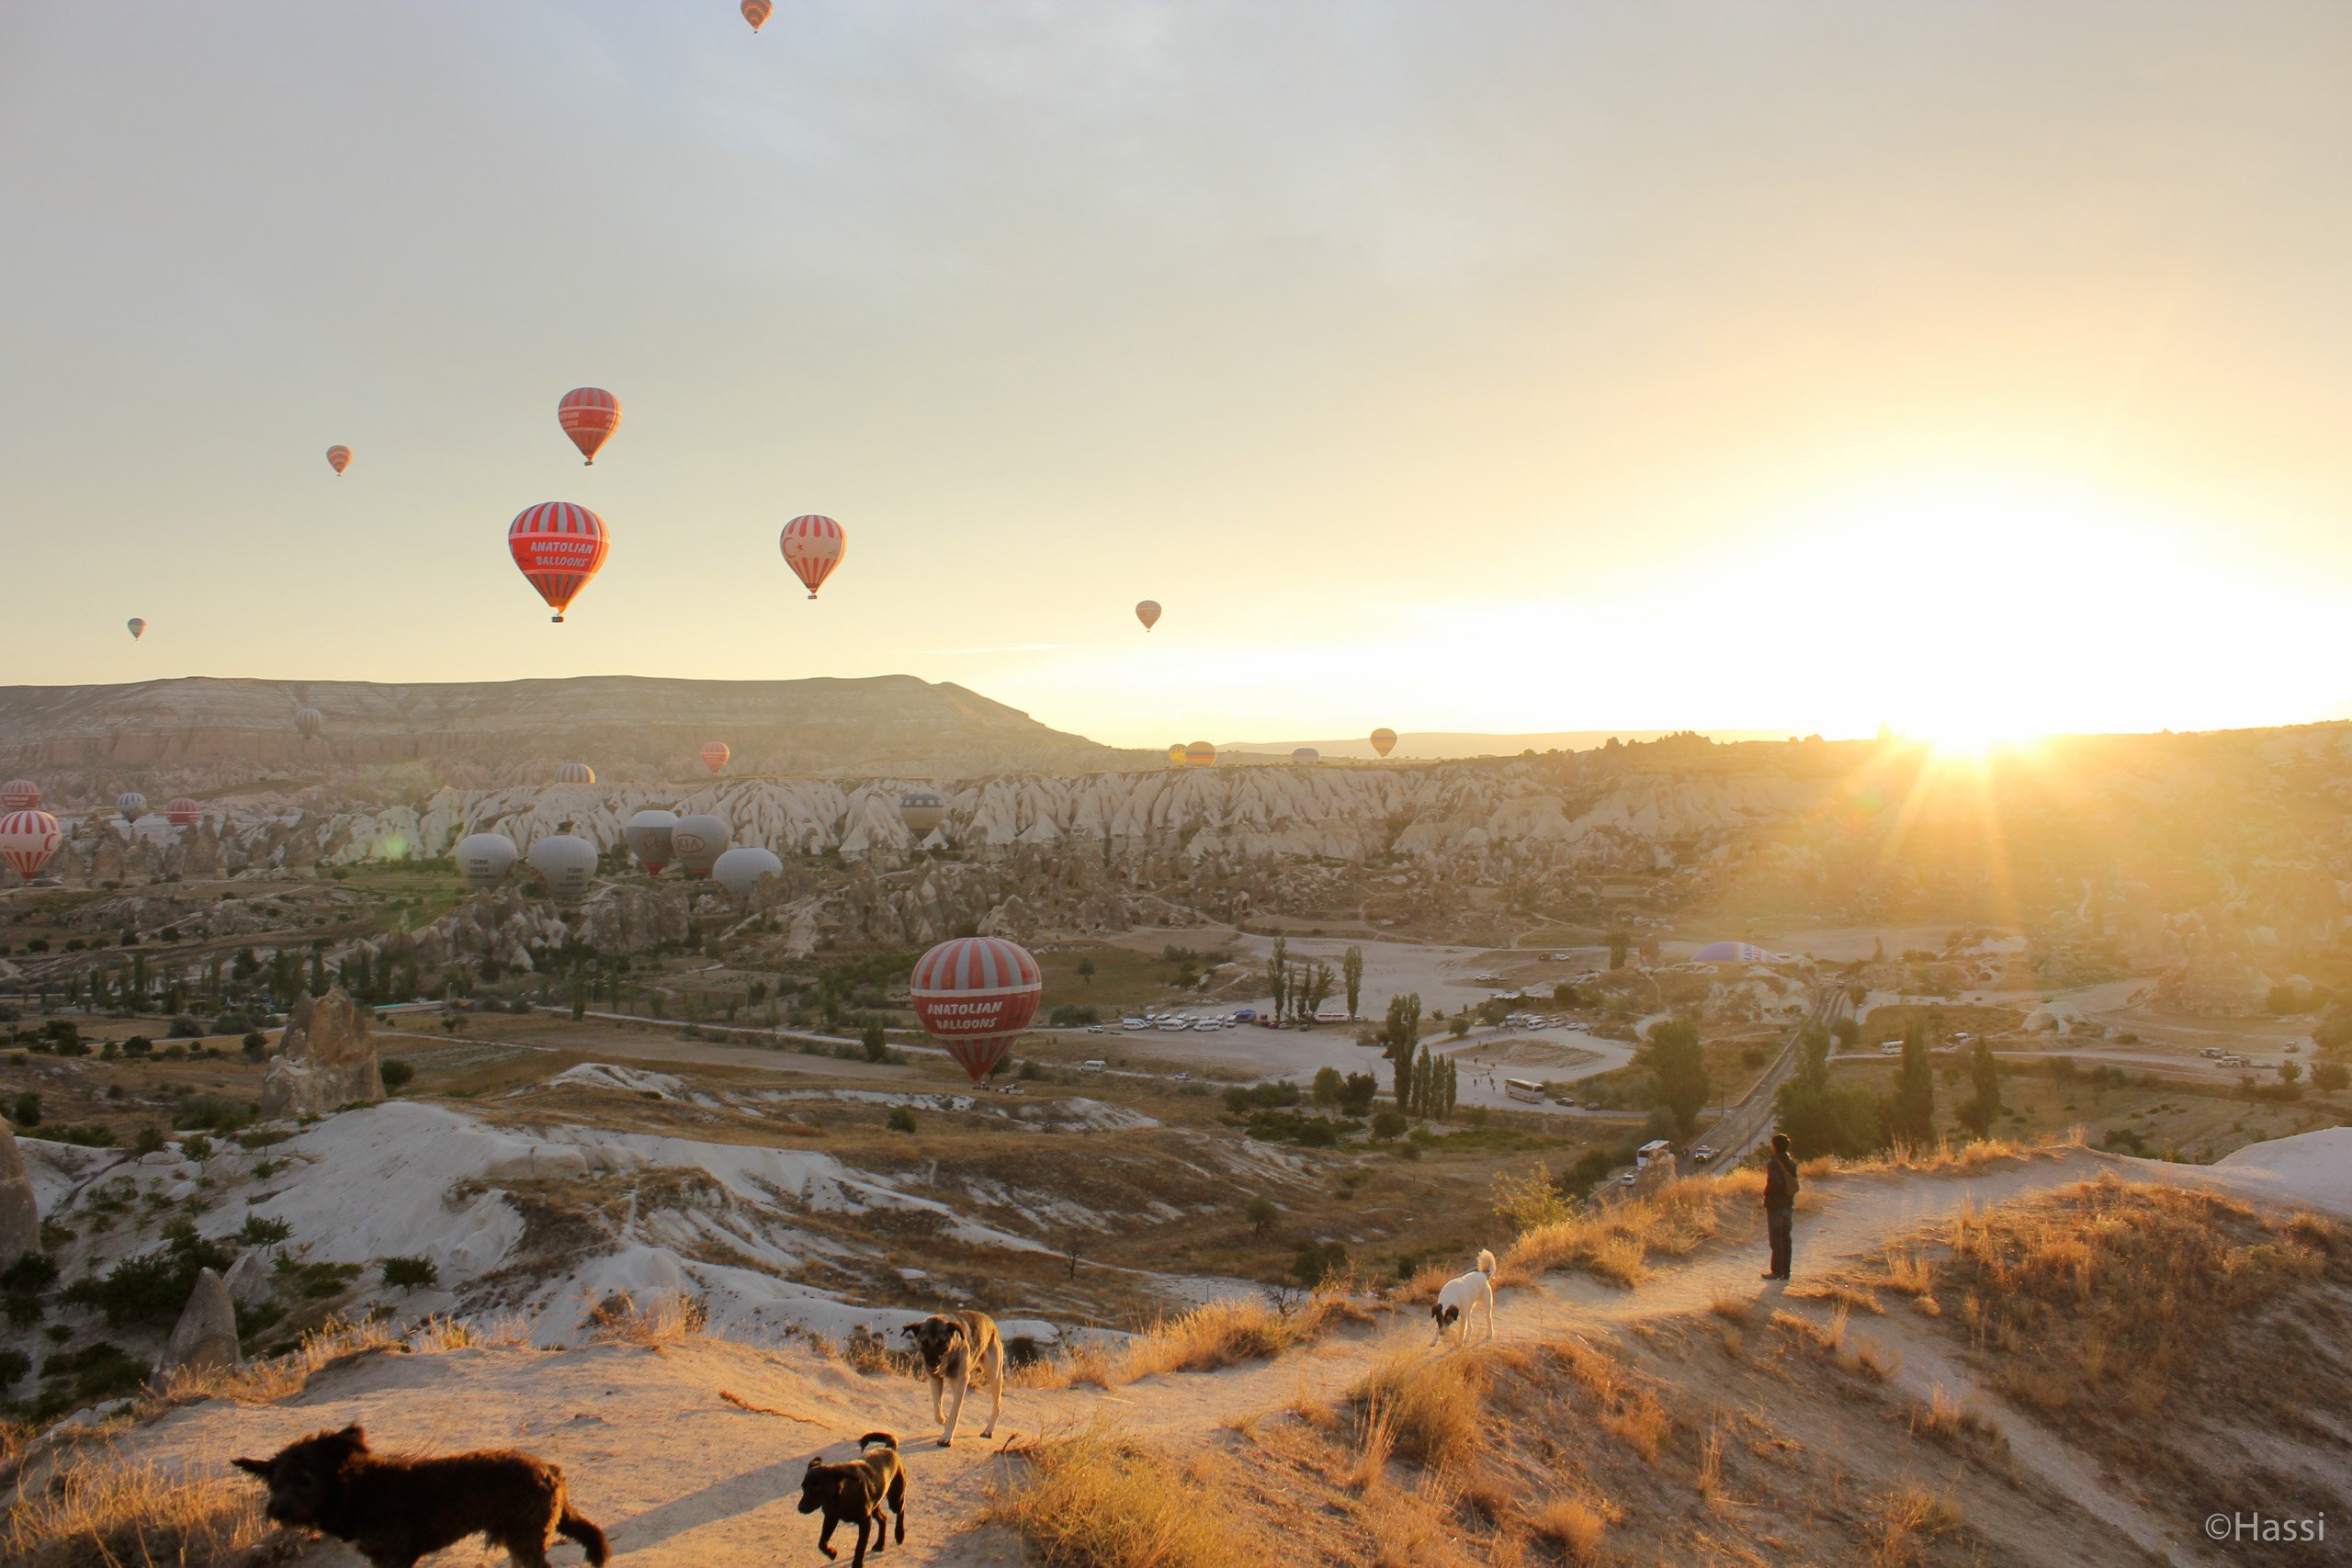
[1081,1059,1105,1073]
[1635,1138,1674,1168]
[1505,1078,1545,1103]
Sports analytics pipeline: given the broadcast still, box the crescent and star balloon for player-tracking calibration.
[1185,741,1216,768]
[712,845,784,897]
[295,707,323,741]
[623,809,678,874]
[1370,728,1398,758]
[742,0,773,30]
[557,388,621,465]
[910,936,1043,1086]
[779,514,844,599]
[0,810,63,882]
[899,791,945,837]
[458,833,520,892]
[326,446,351,476]
[164,798,200,827]
[526,834,598,900]
[116,792,148,824]
[671,815,730,878]
[0,781,38,812]
[1135,600,1161,632]
[555,762,596,785]
[127,618,145,640]
[509,502,609,623]
[700,741,730,775]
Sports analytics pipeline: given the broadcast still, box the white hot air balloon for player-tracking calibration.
[456,832,520,893]
[670,814,729,878]
[712,844,785,897]
[623,808,678,874]
[117,792,148,824]
[899,791,945,837]
[526,834,599,900]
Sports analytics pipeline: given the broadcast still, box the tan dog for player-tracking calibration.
[899,1312,1003,1447]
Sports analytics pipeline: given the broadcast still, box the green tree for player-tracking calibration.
[1245,1195,1278,1235]
[2312,1060,2349,1093]
[1077,957,1096,986]
[1267,935,1290,1021]
[379,1059,414,1093]
[568,972,590,1021]
[1340,1072,1379,1116]
[1607,930,1631,970]
[2278,1058,2301,1085]
[1442,1056,1458,1119]
[1638,1020,1712,1137]
[1381,992,1421,1106]
[1342,945,1364,1018]
[887,1106,917,1133]
[1955,1034,2003,1137]
[1311,1066,1343,1109]
[1884,1024,1937,1149]
[862,1023,888,1063]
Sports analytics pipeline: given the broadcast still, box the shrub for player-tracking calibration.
[49,1126,118,1148]
[131,1125,167,1156]
[166,1015,206,1039]
[1370,1109,1407,1140]
[862,1023,888,1063]
[1245,1195,1278,1235]
[887,1106,917,1133]
[2312,1061,2350,1093]
[380,1256,439,1292]
[1290,1240,1349,1286]
[173,1096,252,1134]
[1294,1120,1337,1147]
[239,1214,292,1246]
[63,1223,237,1325]
[242,1031,266,1059]
[379,1059,414,1093]
[9,1090,39,1128]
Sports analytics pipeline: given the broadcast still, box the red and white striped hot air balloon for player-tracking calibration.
[742,0,773,30]
[779,514,845,599]
[699,741,730,775]
[0,809,62,882]
[557,388,621,465]
[0,781,37,812]
[326,446,351,475]
[555,762,595,785]
[164,797,201,827]
[910,936,1043,1085]
[508,502,609,623]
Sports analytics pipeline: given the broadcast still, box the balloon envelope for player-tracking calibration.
[526,834,598,900]
[742,0,773,28]
[712,845,785,897]
[779,514,845,598]
[555,762,596,784]
[457,833,519,892]
[0,780,38,812]
[910,936,1044,1085]
[557,387,621,464]
[1166,745,1186,767]
[1185,741,1216,767]
[671,814,730,877]
[1370,728,1398,758]
[1135,600,1161,632]
[699,741,730,774]
[0,809,62,881]
[164,797,200,827]
[116,792,148,823]
[1292,748,1318,761]
[326,446,351,475]
[623,809,678,874]
[127,618,145,640]
[508,502,609,622]
[295,707,323,741]
[899,791,945,837]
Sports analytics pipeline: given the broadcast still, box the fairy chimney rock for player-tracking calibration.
[154,1266,240,1381]
[260,987,383,1119]
[0,1121,39,1272]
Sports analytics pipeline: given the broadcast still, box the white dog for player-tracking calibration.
[1429,1249,1497,1347]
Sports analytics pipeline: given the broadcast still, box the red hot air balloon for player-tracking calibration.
[910,936,1043,1085]
[164,797,201,827]
[779,514,844,598]
[1135,600,1161,632]
[700,741,730,774]
[326,446,351,475]
[0,781,37,811]
[557,388,621,465]
[1185,740,1216,767]
[0,809,62,882]
[509,502,609,623]
[1370,728,1398,758]
[742,0,773,29]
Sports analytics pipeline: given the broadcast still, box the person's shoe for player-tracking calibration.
[1759,1271,1779,1280]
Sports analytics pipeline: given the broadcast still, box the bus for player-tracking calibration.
[1504,1078,1546,1103]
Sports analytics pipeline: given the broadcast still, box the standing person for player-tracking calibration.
[1761,1133,1798,1280]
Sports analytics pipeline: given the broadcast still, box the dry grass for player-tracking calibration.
[986,1420,1259,1568]
[1531,1496,1607,1562]
[1827,1135,2064,1179]
[1881,1249,1935,1296]
[1029,1283,1367,1390]
[1347,1343,1486,1470]
[585,1290,708,1347]
[1498,1168,1763,1290]
[1866,1480,1962,1567]
[1,1447,291,1568]
[1705,1288,1749,1323]
[1910,1383,2004,1452]
[144,1313,414,1410]
[1787,1279,1883,1315]
[1598,1387,1669,1462]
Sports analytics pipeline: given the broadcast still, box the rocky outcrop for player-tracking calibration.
[261,987,383,1117]
[0,1121,39,1272]
[153,1267,239,1380]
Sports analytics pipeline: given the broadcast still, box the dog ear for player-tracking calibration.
[232,1457,273,1478]
[333,1426,368,1453]
[897,1324,918,1339]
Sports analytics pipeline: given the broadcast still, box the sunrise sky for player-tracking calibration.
[5,3,2351,749]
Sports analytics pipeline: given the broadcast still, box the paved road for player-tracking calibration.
[1704,984,1847,1166]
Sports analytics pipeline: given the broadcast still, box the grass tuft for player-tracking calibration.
[986,1420,1259,1568]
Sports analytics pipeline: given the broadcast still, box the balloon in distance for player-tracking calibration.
[0,781,38,812]
[555,762,596,785]
[457,833,520,893]
[1135,600,1161,632]
[910,936,1044,1086]
[164,798,200,827]
[1292,748,1318,762]
[699,741,730,775]
[508,502,609,623]
[779,514,845,599]
[742,0,773,29]
[117,792,148,824]
[557,387,621,465]
[326,446,351,475]
[671,815,730,878]
[295,708,323,741]
[0,810,62,881]
[526,834,599,900]
[1184,741,1216,768]
[623,809,678,874]
[899,791,945,837]
[713,845,785,897]
[1165,745,1186,767]
[1370,728,1398,758]
[127,618,145,640]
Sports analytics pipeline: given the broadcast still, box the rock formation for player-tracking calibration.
[153,1267,239,1381]
[261,987,384,1118]
[0,1120,40,1273]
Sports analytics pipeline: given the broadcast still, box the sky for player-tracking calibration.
[5,2,2352,750]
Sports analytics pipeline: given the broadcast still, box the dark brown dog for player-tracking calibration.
[899,1311,1003,1446]
[797,1431,906,1566]
[232,1425,609,1568]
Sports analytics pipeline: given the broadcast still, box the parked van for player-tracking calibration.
[1081,1059,1105,1073]
[1505,1078,1545,1103]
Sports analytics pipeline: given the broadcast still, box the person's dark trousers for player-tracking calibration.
[1766,1204,1792,1279]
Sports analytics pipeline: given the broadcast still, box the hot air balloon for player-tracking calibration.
[117,792,148,824]
[555,762,596,785]
[326,446,351,476]
[0,809,62,882]
[672,814,729,878]
[164,797,200,828]
[1292,748,1318,762]
[1166,745,1186,767]
[699,741,730,775]
[526,834,598,900]
[910,936,1043,1085]
[295,707,323,742]
[457,833,519,892]
[624,808,678,874]
[742,0,773,29]
[127,618,145,640]
[899,791,945,837]
[1185,741,1216,768]
[1370,728,1398,758]
[509,502,609,623]
[779,514,844,598]
[0,781,38,811]
[557,387,621,465]
[713,845,784,897]
[1135,600,1161,632]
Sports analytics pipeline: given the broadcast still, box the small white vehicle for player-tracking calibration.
[1122,1017,1148,1029]
[1081,1059,1105,1072]
[1171,1071,1191,1081]
[1880,1041,1903,1055]
[2200,1046,2223,1058]
[1087,1025,1105,1034]
[999,1083,1024,1095]
[2284,1042,2300,1053]
[1690,1145,1716,1165]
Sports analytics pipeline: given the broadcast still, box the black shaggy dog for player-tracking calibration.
[797,1431,906,1566]
[232,1425,609,1568]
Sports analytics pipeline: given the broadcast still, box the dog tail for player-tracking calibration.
[1476,1248,1496,1275]
[558,1510,610,1567]
[858,1431,898,1451]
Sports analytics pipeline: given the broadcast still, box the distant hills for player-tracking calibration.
[1219,728,1811,760]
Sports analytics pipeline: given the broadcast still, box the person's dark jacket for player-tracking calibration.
[1764,1151,1799,1210]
